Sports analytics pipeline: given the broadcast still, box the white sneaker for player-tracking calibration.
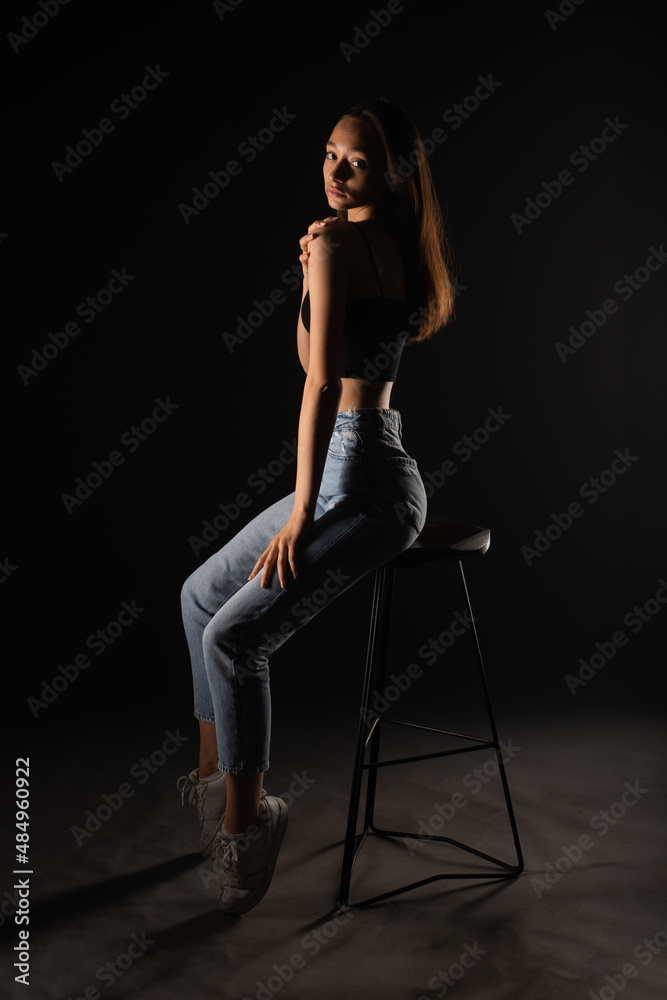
[177,768,269,857]
[177,768,228,857]
[212,796,288,915]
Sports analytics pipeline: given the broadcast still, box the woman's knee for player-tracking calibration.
[181,565,207,618]
[202,617,268,685]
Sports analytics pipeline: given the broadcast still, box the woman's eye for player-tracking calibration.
[325,151,365,167]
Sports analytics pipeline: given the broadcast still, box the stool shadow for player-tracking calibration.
[293,870,522,932]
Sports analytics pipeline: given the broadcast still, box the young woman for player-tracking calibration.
[178,98,455,915]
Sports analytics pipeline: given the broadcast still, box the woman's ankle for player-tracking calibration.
[198,760,220,779]
[223,810,261,836]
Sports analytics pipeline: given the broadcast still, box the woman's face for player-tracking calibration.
[323,116,388,219]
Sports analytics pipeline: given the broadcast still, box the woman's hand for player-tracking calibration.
[299,216,339,279]
[248,509,314,589]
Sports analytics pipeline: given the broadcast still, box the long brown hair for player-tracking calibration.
[333,98,456,341]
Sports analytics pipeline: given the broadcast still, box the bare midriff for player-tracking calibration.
[337,377,393,412]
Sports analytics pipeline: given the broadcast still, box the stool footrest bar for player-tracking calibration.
[362,741,496,769]
[375,717,494,745]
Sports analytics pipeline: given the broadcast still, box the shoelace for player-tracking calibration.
[176,773,204,822]
[212,834,246,875]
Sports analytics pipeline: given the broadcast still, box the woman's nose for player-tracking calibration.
[329,161,348,180]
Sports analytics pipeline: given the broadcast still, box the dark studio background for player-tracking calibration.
[1,2,666,998]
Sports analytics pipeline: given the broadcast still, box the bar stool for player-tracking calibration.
[338,515,524,908]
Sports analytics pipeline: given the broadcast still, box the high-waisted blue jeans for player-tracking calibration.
[180,407,427,776]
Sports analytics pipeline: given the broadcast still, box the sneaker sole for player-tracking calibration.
[219,799,288,916]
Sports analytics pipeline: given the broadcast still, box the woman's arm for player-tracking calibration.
[249,224,348,588]
[292,228,347,517]
[296,217,340,374]
[296,275,310,374]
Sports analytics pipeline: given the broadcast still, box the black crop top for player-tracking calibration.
[300,222,413,381]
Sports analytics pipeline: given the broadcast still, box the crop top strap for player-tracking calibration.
[349,221,384,297]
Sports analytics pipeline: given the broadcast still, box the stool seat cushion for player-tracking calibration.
[388,516,491,568]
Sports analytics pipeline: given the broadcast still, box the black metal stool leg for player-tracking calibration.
[458,562,524,874]
[363,566,394,833]
[339,566,396,905]
[339,567,384,905]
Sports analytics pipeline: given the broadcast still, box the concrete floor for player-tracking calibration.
[1,701,665,1000]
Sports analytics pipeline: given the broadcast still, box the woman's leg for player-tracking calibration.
[224,774,265,834]
[198,720,218,778]
[181,490,308,836]
[202,493,420,914]
[201,493,420,781]
[181,492,298,746]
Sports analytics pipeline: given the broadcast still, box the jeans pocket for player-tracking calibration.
[327,423,364,461]
[384,455,427,533]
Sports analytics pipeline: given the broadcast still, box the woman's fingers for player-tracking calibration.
[276,548,287,589]
[300,217,337,254]
[288,545,299,582]
[299,216,338,267]
[259,551,276,588]
[307,216,338,234]
[249,544,285,589]
[276,540,297,589]
[248,548,267,582]
[250,519,306,590]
